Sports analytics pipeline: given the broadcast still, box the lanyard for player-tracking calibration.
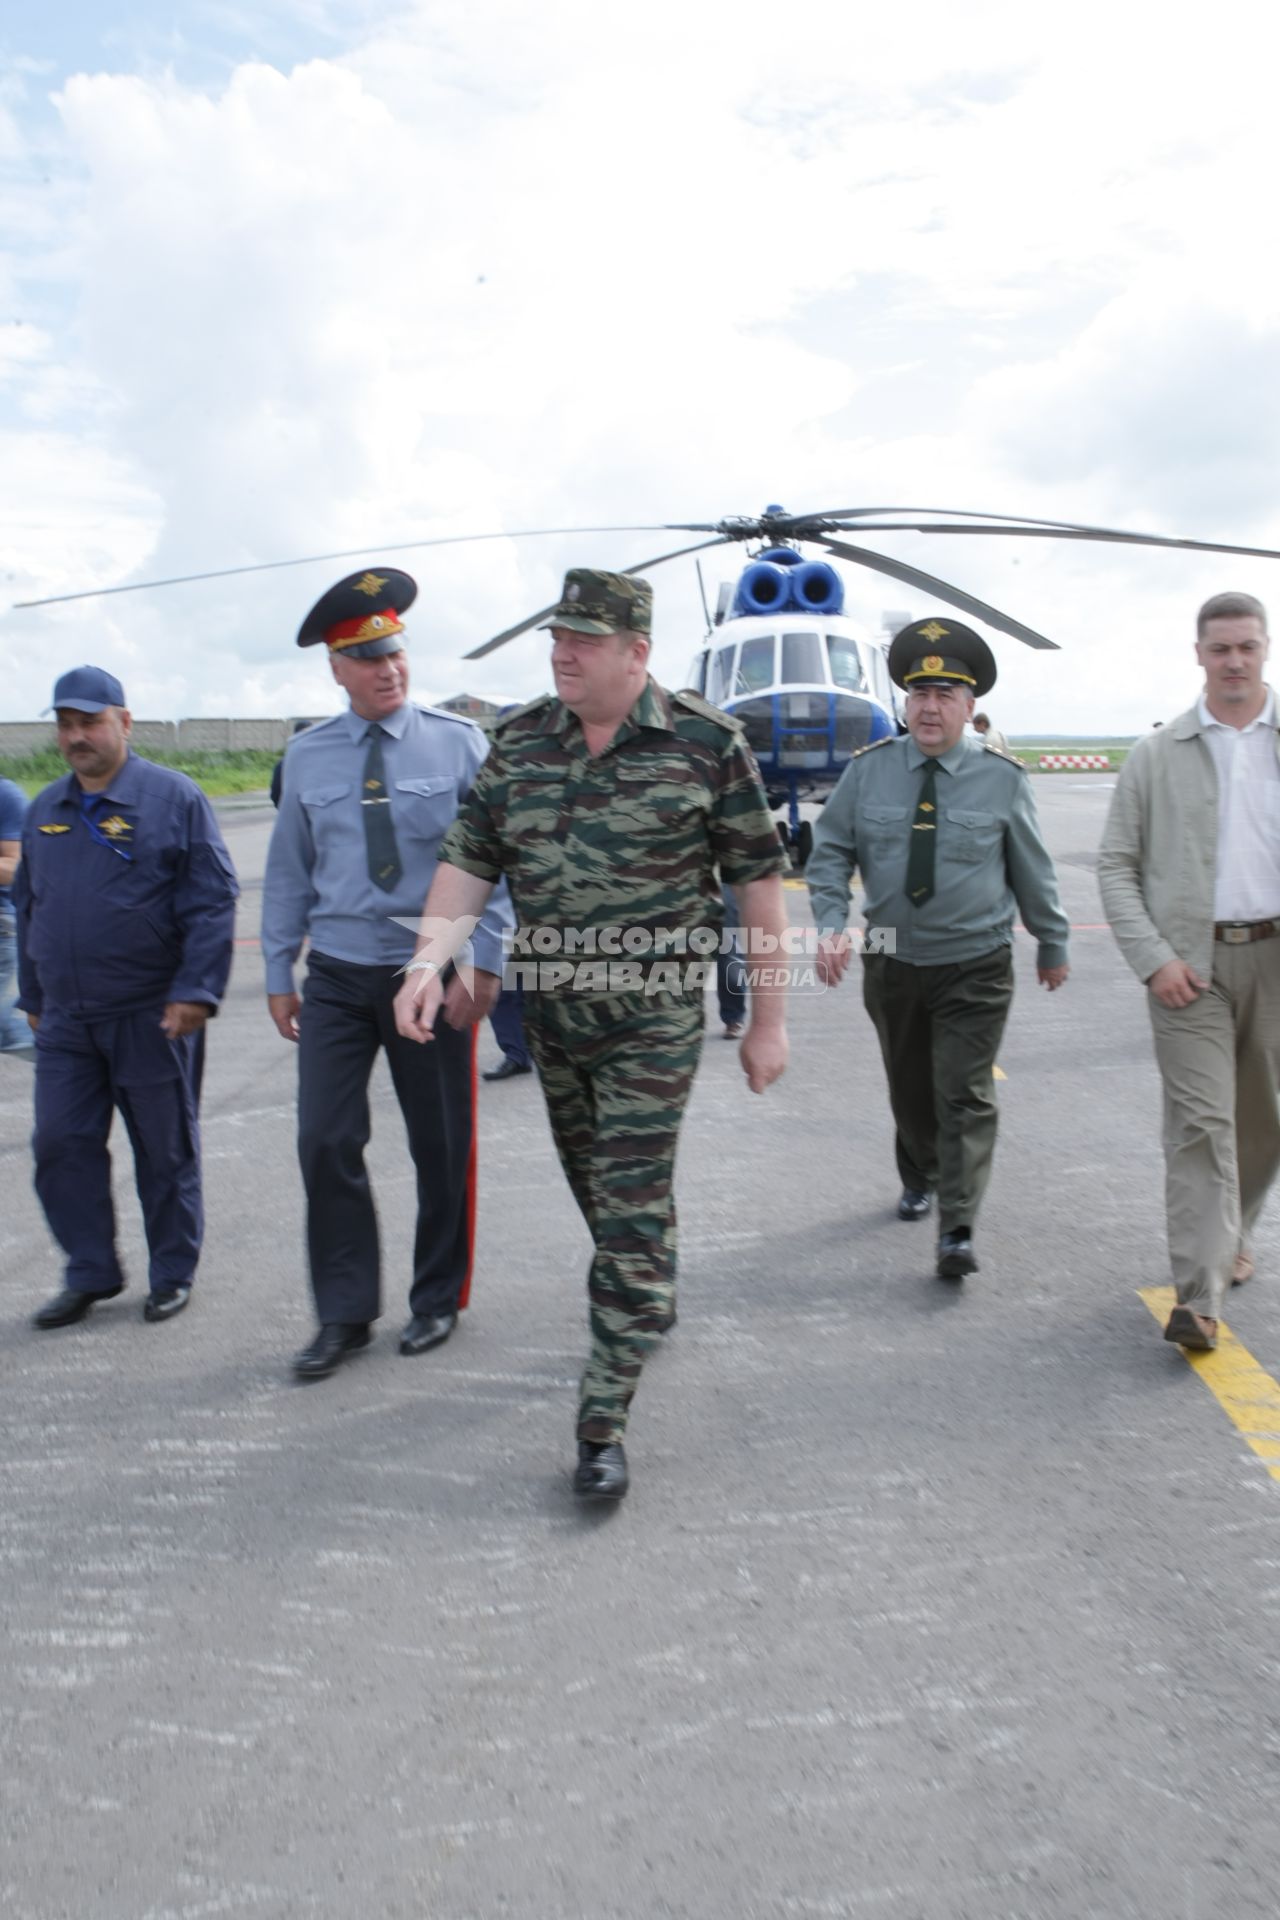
[79,793,134,862]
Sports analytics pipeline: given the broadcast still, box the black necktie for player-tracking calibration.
[905,760,937,905]
[362,725,402,892]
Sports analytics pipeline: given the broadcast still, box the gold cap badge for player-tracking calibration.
[918,620,948,642]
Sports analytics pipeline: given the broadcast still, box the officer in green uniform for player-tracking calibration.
[806,617,1070,1280]
[393,568,789,1500]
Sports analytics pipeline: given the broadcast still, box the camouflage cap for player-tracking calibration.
[539,568,653,637]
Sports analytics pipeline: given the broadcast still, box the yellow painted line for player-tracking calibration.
[783,878,807,891]
[1139,1286,1280,1484]
[993,1065,1006,1081]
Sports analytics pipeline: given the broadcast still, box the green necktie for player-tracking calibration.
[905,759,937,905]
[362,725,403,892]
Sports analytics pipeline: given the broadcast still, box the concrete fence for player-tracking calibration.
[0,718,330,756]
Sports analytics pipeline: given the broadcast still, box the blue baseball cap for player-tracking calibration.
[44,666,128,715]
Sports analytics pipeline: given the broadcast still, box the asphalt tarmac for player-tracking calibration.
[3,776,1279,1920]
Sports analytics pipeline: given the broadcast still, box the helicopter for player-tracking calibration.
[681,524,901,866]
[18,497,1280,865]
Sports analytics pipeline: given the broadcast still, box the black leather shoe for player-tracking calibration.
[293,1323,371,1379]
[482,1058,532,1081]
[399,1311,457,1356]
[937,1230,979,1281]
[897,1188,931,1221]
[573,1441,629,1500]
[33,1285,124,1329]
[144,1283,191,1323]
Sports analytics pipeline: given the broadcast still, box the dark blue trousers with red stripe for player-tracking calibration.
[297,952,477,1327]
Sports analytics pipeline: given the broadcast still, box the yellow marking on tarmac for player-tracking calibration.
[993,1065,1006,1080]
[1139,1286,1280,1483]
[783,878,807,891]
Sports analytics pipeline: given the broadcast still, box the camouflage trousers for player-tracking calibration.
[523,991,705,1444]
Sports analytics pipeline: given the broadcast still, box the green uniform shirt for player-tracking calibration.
[806,733,1070,969]
[439,677,787,981]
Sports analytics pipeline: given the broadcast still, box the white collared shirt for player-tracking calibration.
[1198,686,1280,921]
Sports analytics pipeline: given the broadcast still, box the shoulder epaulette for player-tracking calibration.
[291,713,345,744]
[851,734,898,759]
[983,742,1026,769]
[418,702,483,731]
[671,687,739,732]
[494,693,556,733]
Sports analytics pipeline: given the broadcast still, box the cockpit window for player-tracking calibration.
[706,645,735,706]
[781,630,825,687]
[827,635,868,693]
[734,635,776,695]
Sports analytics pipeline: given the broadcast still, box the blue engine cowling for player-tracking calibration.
[731,554,845,619]
[735,561,794,615]
[789,560,844,615]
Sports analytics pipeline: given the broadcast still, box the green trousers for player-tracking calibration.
[861,946,1014,1234]
[524,992,704,1444]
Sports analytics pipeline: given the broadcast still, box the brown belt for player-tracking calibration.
[1214,918,1280,945]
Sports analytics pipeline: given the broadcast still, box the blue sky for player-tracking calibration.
[2,1,1278,728]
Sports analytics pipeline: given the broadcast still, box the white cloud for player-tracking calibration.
[2,0,1279,731]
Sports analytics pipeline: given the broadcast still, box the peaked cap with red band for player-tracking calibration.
[297,567,418,659]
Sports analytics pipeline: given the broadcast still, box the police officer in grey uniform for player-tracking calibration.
[806,618,1069,1280]
[262,568,512,1378]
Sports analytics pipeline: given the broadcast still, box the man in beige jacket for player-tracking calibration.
[1098,590,1280,1351]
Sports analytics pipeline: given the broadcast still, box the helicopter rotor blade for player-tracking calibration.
[815,536,1059,651]
[796,505,1128,533]
[462,536,733,660]
[10,522,725,613]
[462,603,562,660]
[831,521,1280,563]
[799,505,1280,563]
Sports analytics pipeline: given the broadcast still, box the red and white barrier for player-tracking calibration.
[1037,753,1111,770]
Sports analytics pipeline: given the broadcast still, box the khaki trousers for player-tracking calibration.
[1148,938,1280,1318]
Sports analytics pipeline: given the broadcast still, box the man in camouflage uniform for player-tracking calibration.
[393,568,789,1500]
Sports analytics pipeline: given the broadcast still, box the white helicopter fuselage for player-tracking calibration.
[685,605,900,842]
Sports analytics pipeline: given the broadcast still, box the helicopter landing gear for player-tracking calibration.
[775,818,814,871]
[796,820,814,869]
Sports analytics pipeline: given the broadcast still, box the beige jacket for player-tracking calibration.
[1097,699,1280,984]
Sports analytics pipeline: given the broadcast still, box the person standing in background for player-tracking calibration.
[0,775,33,1055]
[972,712,1010,755]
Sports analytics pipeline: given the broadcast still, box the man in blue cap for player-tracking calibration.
[13,667,239,1326]
[262,568,511,1380]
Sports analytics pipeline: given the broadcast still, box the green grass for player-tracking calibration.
[1007,738,1131,769]
[0,735,1135,797]
[0,748,280,799]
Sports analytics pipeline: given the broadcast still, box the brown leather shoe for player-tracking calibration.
[1232,1249,1255,1287]
[1164,1307,1218,1351]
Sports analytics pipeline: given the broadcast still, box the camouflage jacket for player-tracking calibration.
[439,678,786,974]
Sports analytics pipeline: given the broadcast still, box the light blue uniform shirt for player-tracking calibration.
[807,733,1070,969]
[262,701,512,994]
